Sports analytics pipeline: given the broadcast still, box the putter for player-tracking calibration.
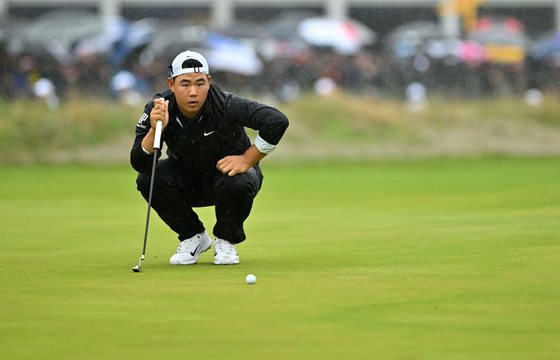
[132,100,164,273]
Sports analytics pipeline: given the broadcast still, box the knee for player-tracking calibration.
[136,173,151,195]
[216,173,259,199]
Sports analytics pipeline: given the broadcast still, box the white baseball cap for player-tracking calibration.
[169,50,210,77]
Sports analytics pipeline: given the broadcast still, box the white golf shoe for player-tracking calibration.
[213,237,239,265]
[170,231,212,265]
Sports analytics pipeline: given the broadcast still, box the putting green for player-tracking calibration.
[0,158,559,359]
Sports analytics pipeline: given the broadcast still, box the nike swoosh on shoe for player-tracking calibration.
[190,244,201,256]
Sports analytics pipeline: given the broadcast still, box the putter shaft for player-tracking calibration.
[132,143,160,273]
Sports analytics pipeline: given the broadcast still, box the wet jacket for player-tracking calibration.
[130,84,289,175]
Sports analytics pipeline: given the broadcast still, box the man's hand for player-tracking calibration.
[142,98,169,153]
[217,155,251,177]
[150,98,169,130]
[217,145,267,177]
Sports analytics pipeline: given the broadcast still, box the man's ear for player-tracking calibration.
[167,77,175,92]
[207,75,211,84]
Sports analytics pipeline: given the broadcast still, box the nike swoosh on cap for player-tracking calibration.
[204,131,215,136]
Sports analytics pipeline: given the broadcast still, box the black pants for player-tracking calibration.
[136,158,263,244]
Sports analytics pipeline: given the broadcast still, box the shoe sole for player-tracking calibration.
[170,237,212,265]
[214,257,239,265]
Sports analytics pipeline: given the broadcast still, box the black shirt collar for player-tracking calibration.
[177,103,205,124]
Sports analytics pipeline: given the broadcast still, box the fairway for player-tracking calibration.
[1,158,559,359]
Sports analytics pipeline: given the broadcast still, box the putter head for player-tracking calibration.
[131,255,144,273]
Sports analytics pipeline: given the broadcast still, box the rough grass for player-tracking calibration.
[0,158,559,359]
[3,92,560,164]
[0,97,139,163]
[276,93,560,159]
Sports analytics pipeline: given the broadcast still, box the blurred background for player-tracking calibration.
[2,0,560,104]
[2,0,560,163]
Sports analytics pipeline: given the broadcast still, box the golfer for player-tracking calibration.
[130,50,289,265]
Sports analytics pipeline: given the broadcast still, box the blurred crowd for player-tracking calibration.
[2,11,560,109]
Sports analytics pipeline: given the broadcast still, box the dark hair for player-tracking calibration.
[168,59,206,79]
[182,59,203,69]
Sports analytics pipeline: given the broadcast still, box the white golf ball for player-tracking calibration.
[246,274,256,284]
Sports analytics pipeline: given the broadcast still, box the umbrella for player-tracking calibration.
[385,21,444,59]
[214,20,284,61]
[218,21,270,40]
[260,14,312,59]
[297,17,376,54]
[74,17,154,66]
[387,21,443,45]
[139,25,262,76]
[204,32,263,76]
[140,23,207,60]
[532,31,560,59]
[16,10,105,61]
[23,10,104,45]
[264,14,375,55]
[467,16,529,48]
[2,19,63,64]
[264,12,315,41]
[73,17,130,57]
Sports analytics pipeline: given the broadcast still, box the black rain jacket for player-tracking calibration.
[130,84,289,175]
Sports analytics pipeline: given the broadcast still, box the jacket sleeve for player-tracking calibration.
[130,99,161,173]
[226,94,289,146]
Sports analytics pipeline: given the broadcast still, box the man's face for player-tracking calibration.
[168,72,211,118]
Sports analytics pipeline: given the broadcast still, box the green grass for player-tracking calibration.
[1,158,559,359]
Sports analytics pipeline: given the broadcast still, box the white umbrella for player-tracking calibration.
[297,17,376,54]
[139,27,262,76]
[204,32,263,76]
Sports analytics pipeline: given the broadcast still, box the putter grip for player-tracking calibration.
[153,97,164,150]
[154,120,163,150]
